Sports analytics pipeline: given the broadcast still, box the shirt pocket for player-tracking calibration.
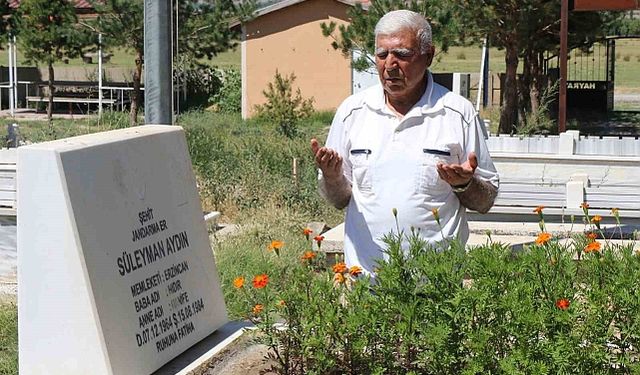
[349,149,373,195]
[415,148,453,195]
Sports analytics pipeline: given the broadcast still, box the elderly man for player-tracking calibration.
[311,10,499,276]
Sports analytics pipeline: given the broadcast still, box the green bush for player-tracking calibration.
[175,62,223,111]
[210,69,241,113]
[253,71,314,138]
[229,207,640,374]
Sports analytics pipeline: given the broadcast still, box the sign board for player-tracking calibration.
[571,0,639,11]
[18,125,228,375]
[567,80,613,112]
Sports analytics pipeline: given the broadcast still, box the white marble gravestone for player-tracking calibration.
[17,125,228,375]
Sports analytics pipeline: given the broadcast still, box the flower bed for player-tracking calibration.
[232,206,640,374]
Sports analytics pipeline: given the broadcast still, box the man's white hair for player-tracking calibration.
[374,10,432,55]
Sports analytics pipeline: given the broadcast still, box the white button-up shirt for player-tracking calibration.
[320,73,499,276]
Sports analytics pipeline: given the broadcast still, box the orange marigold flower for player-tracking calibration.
[611,207,620,217]
[584,241,601,254]
[314,235,325,247]
[334,272,345,284]
[586,232,597,241]
[591,215,602,224]
[555,298,570,310]
[303,228,313,240]
[301,251,317,261]
[535,232,552,245]
[580,202,590,209]
[233,276,245,289]
[252,304,264,315]
[349,265,363,277]
[252,274,269,289]
[268,240,284,251]
[332,262,347,274]
[533,205,545,214]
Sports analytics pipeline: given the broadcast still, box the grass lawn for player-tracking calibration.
[0,303,17,375]
[0,47,241,70]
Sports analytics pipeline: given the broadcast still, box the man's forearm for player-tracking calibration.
[455,176,498,214]
[319,174,352,209]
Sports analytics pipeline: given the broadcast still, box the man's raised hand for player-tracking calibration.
[436,152,478,187]
[310,138,343,180]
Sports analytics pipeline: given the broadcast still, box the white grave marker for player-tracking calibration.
[18,125,228,375]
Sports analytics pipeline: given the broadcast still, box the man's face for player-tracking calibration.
[375,28,434,102]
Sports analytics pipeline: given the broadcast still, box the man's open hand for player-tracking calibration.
[436,152,478,187]
[311,138,343,180]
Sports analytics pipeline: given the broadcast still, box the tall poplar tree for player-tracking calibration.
[16,0,90,129]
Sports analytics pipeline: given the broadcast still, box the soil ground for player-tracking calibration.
[197,332,276,375]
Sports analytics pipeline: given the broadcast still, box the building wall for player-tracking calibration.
[242,0,352,118]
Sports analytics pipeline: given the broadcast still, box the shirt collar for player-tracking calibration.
[363,71,443,115]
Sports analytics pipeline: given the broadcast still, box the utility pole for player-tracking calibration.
[559,0,568,133]
[144,0,173,125]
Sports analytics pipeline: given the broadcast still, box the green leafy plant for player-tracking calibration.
[253,71,314,138]
[210,68,241,113]
[174,61,223,111]
[229,206,640,374]
[518,80,559,136]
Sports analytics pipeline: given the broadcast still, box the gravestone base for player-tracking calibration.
[154,321,252,375]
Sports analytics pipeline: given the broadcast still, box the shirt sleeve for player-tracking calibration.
[464,112,499,189]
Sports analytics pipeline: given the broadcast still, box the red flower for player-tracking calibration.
[535,232,552,245]
[268,240,284,251]
[584,241,601,254]
[332,262,347,274]
[252,274,269,289]
[233,276,244,289]
[252,304,264,315]
[314,235,325,248]
[580,202,590,209]
[533,205,545,214]
[555,298,570,310]
[301,251,317,261]
[303,228,313,240]
[349,266,363,277]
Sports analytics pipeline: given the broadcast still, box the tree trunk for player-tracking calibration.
[519,51,533,126]
[531,52,546,114]
[499,41,519,134]
[47,62,55,131]
[130,50,143,126]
